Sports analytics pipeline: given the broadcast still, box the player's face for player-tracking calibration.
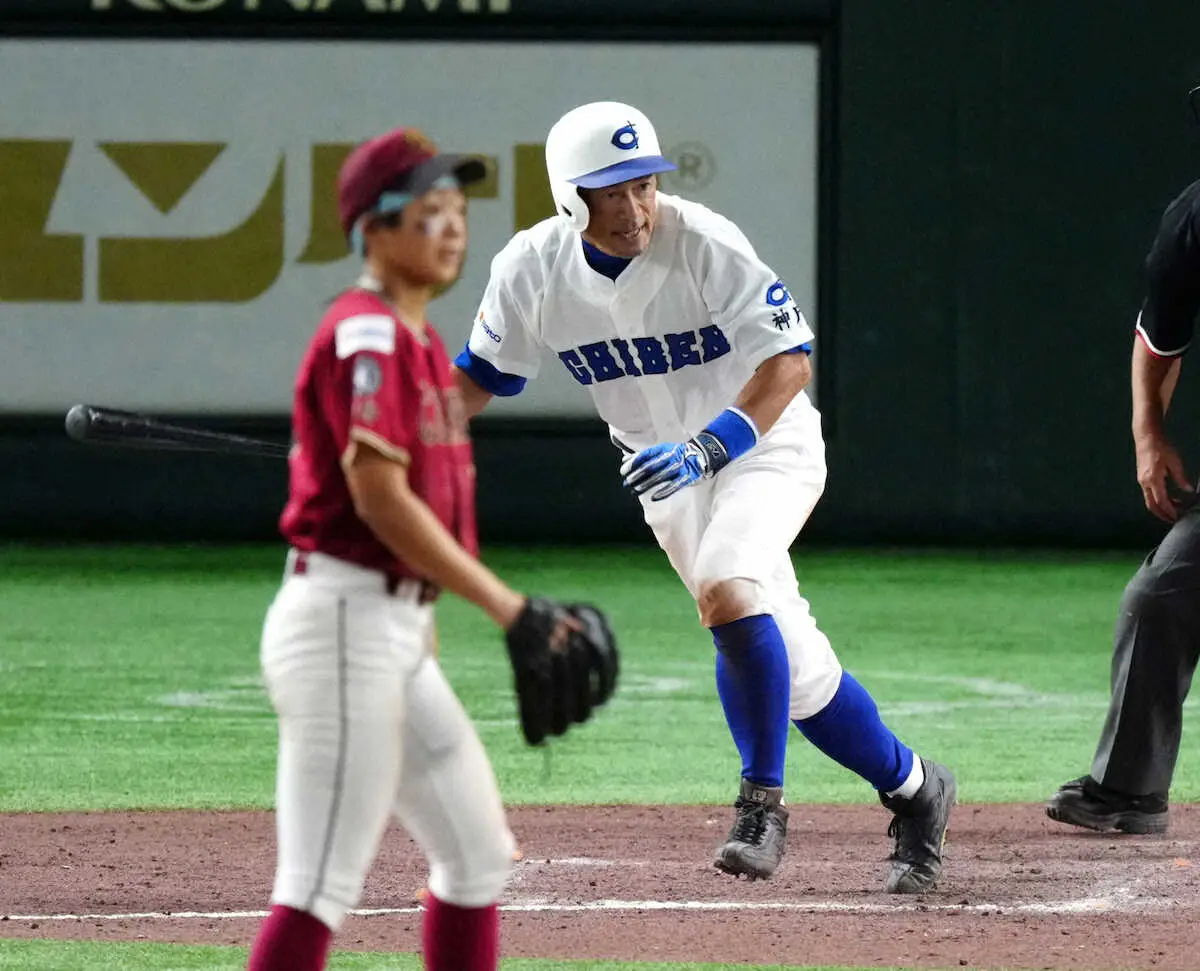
[581,175,658,258]
[367,187,468,287]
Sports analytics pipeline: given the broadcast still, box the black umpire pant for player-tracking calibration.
[1091,505,1200,797]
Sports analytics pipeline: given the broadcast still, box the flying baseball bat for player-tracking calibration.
[64,404,291,459]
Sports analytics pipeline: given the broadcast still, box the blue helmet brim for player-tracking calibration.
[569,155,677,189]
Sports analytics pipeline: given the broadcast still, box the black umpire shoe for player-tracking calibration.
[713,778,788,881]
[1046,776,1169,834]
[879,758,957,894]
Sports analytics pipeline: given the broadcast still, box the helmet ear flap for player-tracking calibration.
[551,180,589,233]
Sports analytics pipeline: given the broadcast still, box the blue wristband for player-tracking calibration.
[696,407,760,474]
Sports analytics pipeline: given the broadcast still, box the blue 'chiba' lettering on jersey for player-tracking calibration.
[631,336,669,375]
[558,349,593,385]
[558,325,733,386]
[579,341,626,382]
[699,325,732,360]
[611,338,641,376]
[664,331,703,369]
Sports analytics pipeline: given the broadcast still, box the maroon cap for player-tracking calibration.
[336,127,487,237]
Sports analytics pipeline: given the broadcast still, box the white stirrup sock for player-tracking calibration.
[886,757,926,800]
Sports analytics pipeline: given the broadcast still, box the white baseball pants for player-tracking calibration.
[260,551,515,930]
[639,396,844,719]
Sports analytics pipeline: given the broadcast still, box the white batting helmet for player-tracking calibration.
[545,101,677,232]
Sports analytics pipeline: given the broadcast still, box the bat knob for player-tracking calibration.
[64,404,93,443]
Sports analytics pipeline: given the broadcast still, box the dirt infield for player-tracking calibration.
[1,803,1198,969]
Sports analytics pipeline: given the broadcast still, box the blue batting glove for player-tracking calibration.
[619,409,758,502]
[620,441,710,501]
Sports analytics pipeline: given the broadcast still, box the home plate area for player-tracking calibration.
[1,804,1199,969]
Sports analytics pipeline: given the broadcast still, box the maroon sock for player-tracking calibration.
[422,893,499,971]
[247,904,333,971]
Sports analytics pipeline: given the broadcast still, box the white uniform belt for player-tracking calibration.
[285,549,439,604]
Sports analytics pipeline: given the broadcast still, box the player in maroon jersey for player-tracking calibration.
[246,127,532,971]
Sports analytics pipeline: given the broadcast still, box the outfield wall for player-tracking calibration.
[1,1,1198,546]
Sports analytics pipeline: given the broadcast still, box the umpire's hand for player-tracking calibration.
[1136,430,1193,522]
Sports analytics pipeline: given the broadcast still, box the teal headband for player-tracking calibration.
[349,175,461,256]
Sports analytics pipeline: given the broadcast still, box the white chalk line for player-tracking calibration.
[5,864,1191,925]
[4,872,1186,922]
[134,669,1200,723]
[528,857,647,867]
[3,889,1187,923]
[45,666,1181,726]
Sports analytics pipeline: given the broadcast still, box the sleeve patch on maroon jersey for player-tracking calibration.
[352,355,383,396]
[335,313,395,359]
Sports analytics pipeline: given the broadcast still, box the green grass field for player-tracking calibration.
[0,940,918,971]
[2,542,1195,970]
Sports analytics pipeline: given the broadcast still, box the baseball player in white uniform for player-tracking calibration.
[453,102,957,891]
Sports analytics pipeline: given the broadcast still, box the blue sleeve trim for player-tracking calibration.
[453,346,528,397]
[783,343,813,355]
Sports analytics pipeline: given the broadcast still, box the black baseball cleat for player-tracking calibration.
[713,778,788,881]
[879,758,957,894]
[1046,776,1169,834]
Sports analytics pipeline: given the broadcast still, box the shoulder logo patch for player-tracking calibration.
[352,355,383,396]
[335,314,395,359]
[765,280,790,307]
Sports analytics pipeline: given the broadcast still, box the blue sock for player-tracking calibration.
[793,671,914,792]
[712,614,791,789]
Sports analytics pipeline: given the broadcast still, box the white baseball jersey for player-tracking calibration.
[465,193,815,451]
[466,193,838,717]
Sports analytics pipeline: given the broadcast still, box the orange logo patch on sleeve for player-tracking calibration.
[404,130,437,155]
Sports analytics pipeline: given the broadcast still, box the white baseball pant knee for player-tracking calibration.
[773,596,842,719]
[262,585,513,928]
[392,658,516,908]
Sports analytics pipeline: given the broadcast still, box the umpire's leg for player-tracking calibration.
[1091,507,1200,796]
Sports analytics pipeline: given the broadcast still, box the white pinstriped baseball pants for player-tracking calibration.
[260,552,515,930]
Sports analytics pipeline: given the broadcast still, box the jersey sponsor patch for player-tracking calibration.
[335,313,396,359]
[352,355,383,396]
[477,310,502,343]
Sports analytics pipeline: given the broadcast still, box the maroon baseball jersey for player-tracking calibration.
[280,286,478,581]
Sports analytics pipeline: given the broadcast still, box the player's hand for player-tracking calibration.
[1135,432,1193,522]
[621,441,708,501]
[497,593,580,643]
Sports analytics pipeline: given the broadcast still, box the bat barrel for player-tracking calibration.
[64,404,290,459]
